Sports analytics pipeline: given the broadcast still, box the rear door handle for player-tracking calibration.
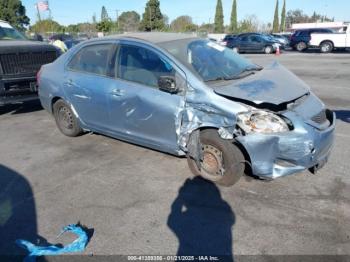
[110,89,125,97]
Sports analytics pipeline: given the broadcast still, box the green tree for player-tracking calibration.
[199,23,214,34]
[228,0,237,33]
[66,24,79,34]
[29,19,63,34]
[118,11,140,32]
[272,0,279,33]
[280,0,286,32]
[139,0,165,31]
[101,6,109,21]
[0,0,29,31]
[170,15,196,32]
[96,20,114,33]
[214,0,224,33]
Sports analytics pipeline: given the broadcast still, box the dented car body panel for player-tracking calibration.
[39,33,335,180]
[212,62,310,105]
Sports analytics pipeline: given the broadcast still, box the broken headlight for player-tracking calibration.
[237,110,289,134]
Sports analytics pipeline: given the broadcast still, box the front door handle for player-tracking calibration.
[110,89,125,97]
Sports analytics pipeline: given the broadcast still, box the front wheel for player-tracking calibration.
[320,41,333,53]
[264,45,273,54]
[187,129,245,186]
[53,99,83,137]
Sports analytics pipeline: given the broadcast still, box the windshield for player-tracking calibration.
[159,39,258,82]
[0,26,27,40]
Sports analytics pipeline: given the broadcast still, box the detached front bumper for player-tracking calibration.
[236,110,336,179]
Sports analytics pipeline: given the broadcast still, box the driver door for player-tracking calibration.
[107,42,186,154]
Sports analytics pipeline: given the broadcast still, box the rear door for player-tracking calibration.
[238,36,250,51]
[64,42,116,130]
[107,41,186,153]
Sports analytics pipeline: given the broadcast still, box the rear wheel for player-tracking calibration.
[296,41,307,52]
[187,129,245,186]
[320,41,333,53]
[53,99,82,137]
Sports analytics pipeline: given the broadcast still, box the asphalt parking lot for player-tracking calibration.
[1,51,350,258]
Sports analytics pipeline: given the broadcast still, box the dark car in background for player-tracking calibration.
[221,34,237,47]
[270,33,290,47]
[290,28,334,52]
[0,20,59,105]
[226,33,281,54]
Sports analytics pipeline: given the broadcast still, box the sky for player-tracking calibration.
[22,0,350,26]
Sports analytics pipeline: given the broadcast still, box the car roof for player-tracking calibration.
[102,32,198,44]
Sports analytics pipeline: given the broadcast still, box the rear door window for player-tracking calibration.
[68,44,114,76]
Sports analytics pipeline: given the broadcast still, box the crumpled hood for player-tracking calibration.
[213,62,310,105]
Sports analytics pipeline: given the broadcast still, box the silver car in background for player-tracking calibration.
[38,33,335,186]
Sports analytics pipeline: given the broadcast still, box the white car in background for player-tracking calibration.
[309,24,350,53]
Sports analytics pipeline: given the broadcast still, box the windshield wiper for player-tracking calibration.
[204,65,263,82]
[224,66,263,80]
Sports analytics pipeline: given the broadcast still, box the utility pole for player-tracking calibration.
[36,3,41,22]
[116,9,120,30]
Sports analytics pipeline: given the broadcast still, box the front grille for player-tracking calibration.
[311,110,328,124]
[0,51,56,75]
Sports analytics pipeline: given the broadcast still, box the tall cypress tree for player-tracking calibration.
[272,0,279,33]
[101,6,109,21]
[229,0,237,33]
[214,0,224,33]
[140,0,164,31]
[280,0,286,32]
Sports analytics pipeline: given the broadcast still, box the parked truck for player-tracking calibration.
[0,20,59,105]
[309,24,350,53]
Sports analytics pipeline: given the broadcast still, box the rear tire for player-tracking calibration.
[296,41,307,52]
[53,99,82,137]
[187,129,245,187]
[320,41,333,53]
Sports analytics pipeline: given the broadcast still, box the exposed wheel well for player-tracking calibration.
[51,96,62,113]
[320,40,334,46]
[194,126,252,175]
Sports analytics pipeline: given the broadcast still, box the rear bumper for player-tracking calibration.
[236,111,336,179]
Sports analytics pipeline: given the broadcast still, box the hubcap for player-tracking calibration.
[58,106,73,130]
[201,144,224,177]
[298,42,305,51]
[322,44,330,52]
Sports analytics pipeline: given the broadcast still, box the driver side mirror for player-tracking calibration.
[158,76,179,94]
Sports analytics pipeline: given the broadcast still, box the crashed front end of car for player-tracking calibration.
[234,94,335,179]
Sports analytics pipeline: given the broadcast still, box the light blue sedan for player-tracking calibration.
[38,33,335,186]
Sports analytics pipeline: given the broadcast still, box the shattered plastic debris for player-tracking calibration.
[16,224,89,262]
